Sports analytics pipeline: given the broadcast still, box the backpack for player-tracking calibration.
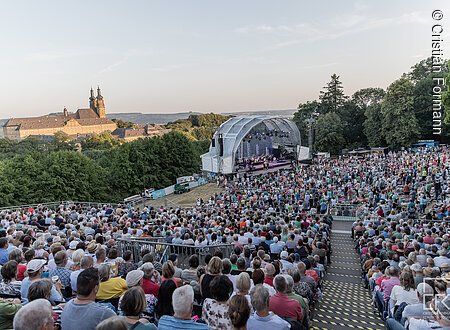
[394,302,408,322]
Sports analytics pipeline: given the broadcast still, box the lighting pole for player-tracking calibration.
[307,112,319,160]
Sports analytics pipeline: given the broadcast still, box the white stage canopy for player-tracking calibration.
[201,116,301,174]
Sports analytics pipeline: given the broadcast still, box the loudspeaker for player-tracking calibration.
[219,137,224,156]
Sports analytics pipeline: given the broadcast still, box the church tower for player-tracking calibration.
[96,86,106,118]
[89,87,97,110]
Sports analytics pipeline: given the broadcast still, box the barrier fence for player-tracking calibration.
[117,238,234,269]
[0,201,120,212]
[328,204,361,222]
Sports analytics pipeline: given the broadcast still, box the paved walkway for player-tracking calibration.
[311,221,385,330]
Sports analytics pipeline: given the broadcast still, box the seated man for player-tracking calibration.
[269,274,303,322]
[157,285,208,329]
[70,256,94,293]
[20,259,64,304]
[61,268,116,330]
[248,284,290,330]
[13,298,53,330]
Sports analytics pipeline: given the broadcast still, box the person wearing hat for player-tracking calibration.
[117,270,158,321]
[410,264,424,288]
[86,241,100,256]
[49,251,72,298]
[67,240,79,259]
[20,259,63,304]
[441,263,450,274]
[280,251,294,273]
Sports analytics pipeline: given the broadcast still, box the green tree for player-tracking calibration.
[319,74,348,113]
[81,132,122,150]
[337,101,367,149]
[52,131,76,151]
[381,78,419,149]
[363,104,386,147]
[315,112,345,155]
[293,101,320,145]
[352,88,385,108]
[112,119,139,129]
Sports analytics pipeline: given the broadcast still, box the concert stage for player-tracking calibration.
[201,116,302,174]
[236,159,291,173]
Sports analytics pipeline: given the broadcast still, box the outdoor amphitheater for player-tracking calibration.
[1,115,449,330]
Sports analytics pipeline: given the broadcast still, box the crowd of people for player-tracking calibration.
[353,147,450,330]
[0,146,448,329]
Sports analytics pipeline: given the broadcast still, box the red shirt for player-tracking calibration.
[269,292,303,321]
[305,270,319,283]
[142,278,160,298]
[423,236,435,244]
[264,276,274,287]
[16,264,27,281]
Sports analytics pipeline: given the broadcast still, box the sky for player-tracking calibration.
[0,0,449,117]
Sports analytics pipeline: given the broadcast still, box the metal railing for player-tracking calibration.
[117,238,234,268]
[328,204,362,221]
[0,201,121,212]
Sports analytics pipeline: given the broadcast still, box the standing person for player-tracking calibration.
[61,268,116,330]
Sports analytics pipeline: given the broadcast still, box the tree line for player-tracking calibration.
[294,58,450,154]
[0,132,208,206]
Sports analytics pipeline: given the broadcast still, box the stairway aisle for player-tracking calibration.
[311,221,385,330]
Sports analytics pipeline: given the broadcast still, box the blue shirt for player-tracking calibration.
[20,277,63,303]
[0,249,8,265]
[247,312,291,330]
[157,316,209,330]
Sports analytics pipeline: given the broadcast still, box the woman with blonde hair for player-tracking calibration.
[232,272,252,310]
[199,256,223,299]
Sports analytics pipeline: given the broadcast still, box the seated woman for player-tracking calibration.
[228,295,251,330]
[28,279,64,328]
[8,249,27,281]
[202,275,233,330]
[118,251,137,278]
[0,261,21,297]
[154,279,177,322]
[181,255,199,284]
[120,286,157,329]
[118,270,157,322]
[161,261,181,287]
[96,263,128,308]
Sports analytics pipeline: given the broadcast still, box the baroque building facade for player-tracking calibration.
[3,87,117,140]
